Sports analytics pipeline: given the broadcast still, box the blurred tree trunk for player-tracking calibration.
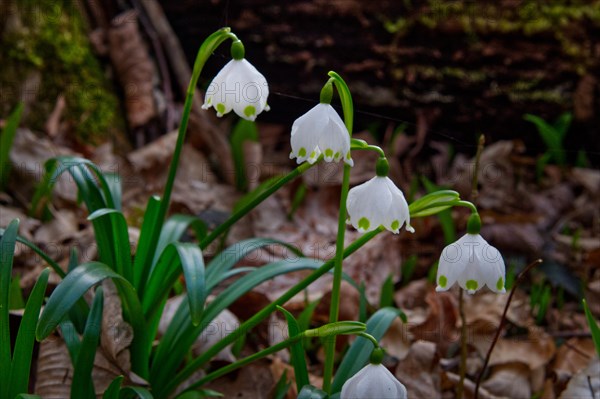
[161,0,600,164]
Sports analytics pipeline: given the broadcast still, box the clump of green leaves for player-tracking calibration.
[524,112,572,177]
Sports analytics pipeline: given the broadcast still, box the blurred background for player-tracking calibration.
[1,2,599,397]
[2,0,599,163]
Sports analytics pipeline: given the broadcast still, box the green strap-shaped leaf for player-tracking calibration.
[103,173,122,212]
[151,258,323,392]
[71,287,104,399]
[331,307,404,393]
[119,386,154,399]
[0,219,19,396]
[132,196,161,291]
[60,320,82,365]
[35,262,149,378]
[151,214,207,270]
[205,238,303,287]
[278,306,309,392]
[36,263,117,340]
[8,268,50,398]
[52,156,118,210]
[142,243,205,326]
[88,209,134,283]
[0,230,65,278]
[103,376,124,399]
[583,299,600,359]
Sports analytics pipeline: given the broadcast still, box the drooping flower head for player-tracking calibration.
[202,40,269,121]
[346,157,413,234]
[341,348,407,399]
[289,82,353,165]
[436,213,506,294]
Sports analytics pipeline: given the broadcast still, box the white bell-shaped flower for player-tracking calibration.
[289,103,353,165]
[436,232,506,294]
[347,173,413,234]
[202,54,269,121]
[341,364,408,399]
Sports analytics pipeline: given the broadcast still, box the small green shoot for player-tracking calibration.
[582,299,600,359]
[0,103,24,189]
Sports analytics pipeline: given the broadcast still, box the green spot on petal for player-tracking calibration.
[439,275,447,288]
[310,151,317,159]
[207,97,212,105]
[346,152,351,159]
[496,277,504,291]
[358,217,370,230]
[391,220,400,230]
[216,103,226,114]
[325,149,333,158]
[466,280,478,291]
[334,151,340,158]
[298,148,307,157]
[244,105,256,117]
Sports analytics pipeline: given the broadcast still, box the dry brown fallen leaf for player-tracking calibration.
[481,362,531,399]
[158,295,239,363]
[486,328,556,371]
[33,209,79,244]
[204,359,274,399]
[35,335,74,398]
[35,281,144,396]
[10,128,79,208]
[0,205,39,241]
[269,357,325,398]
[444,371,498,399]
[558,356,600,399]
[395,340,442,398]
[379,317,412,361]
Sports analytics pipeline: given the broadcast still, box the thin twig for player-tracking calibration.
[588,375,596,399]
[474,259,542,399]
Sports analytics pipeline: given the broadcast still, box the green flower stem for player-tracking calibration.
[199,160,316,249]
[152,28,239,262]
[191,333,305,388]
[186,322,365,390]
[350,140,386,157]
[357,332,380,348]
[323,71,354,394]
[456,200,478,214]
[164,228,383,396]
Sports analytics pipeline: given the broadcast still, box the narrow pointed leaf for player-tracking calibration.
[71,287,104,399]
[0,219,19,395]
[143,243,205,325]
[278,306,309,391]
[8,268,49,398]
[331,307,404,393]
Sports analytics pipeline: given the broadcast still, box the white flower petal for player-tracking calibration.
[436,239,469,292]
[383,178,411,234]
[341,364,407,399]
[436,233,506,294]
[346,176,413,234]
[289,104,352,165]
[202,59,269,121]
[318,118,350,162]
[290,104,329,163]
